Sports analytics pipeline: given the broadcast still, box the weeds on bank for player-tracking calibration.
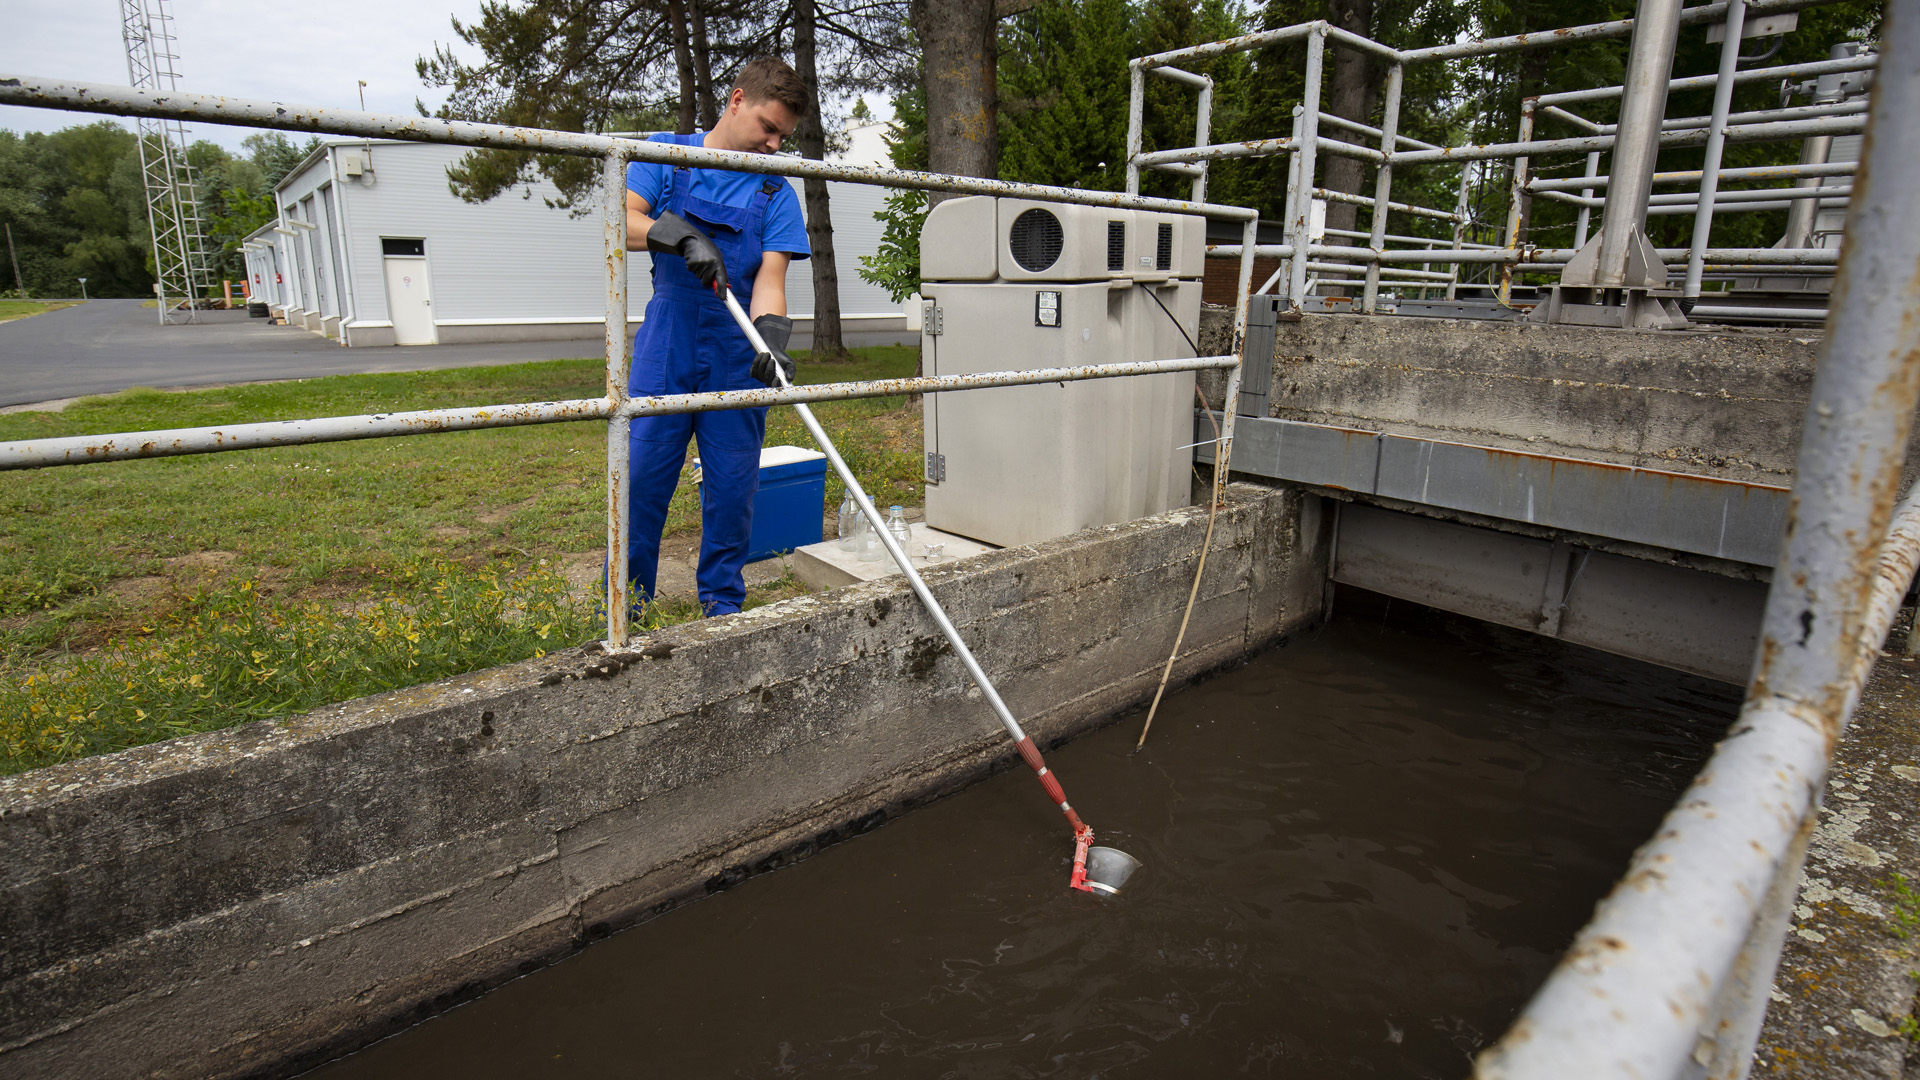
[0,559,599,775]
[1885,874,1920,939]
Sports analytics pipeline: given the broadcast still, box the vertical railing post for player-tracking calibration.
[1499,98,1534,306]
[1216,214,1260,480]
[1573,151,1601,248]
[1286,23,1328,309]
[1685,0,1747,299]
[1448,164,1472,299]
[603,149,632,648]
[1126,62,1145,196]
[1192,77,1215,203]
[1363,62,1405,313]
[1590,0,1686,286]
[1280,108,1305,300]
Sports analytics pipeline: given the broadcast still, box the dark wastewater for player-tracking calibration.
[311,592,1740,1078]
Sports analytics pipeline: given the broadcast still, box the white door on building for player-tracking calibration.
[381,239,436,345]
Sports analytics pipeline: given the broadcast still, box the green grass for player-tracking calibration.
[0,347,922,772]
[0,300,79,323]
[3,559,598,772]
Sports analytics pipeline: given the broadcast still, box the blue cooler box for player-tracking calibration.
[696,445,828,563]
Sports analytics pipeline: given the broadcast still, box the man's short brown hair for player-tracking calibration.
[733,56,811,117]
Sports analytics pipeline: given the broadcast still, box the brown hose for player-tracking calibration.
[1135,385,1225,751]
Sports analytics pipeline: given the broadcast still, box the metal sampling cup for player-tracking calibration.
[1082,846,1143,896]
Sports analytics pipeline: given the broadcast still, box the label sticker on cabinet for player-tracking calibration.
[1035,290,1061,328]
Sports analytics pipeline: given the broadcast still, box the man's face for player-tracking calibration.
[718,90,801,154]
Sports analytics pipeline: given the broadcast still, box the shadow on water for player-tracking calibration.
[311,589,1741,1079]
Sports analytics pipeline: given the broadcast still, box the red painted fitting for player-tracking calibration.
[1015,735,1046,773]
[1016,736,1090,840]
[1039,771,1067,806]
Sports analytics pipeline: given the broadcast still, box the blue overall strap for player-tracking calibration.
[747,178,782,255]
[665,166,693,215]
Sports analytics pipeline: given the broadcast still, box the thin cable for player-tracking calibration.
[1140,283,1202,356]
[1133,283,1224,752]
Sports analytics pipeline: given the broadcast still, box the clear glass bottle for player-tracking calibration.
[836,490,859,551]
[886,505,911,557]
[857,502,884,562]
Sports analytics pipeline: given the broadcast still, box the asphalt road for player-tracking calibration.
[0,300,604,408]
[0,300,917,408]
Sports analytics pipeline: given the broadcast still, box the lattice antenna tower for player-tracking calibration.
[121,0,213,324]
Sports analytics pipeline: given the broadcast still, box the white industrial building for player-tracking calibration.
[240,138,904,347]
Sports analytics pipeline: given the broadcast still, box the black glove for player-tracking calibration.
[646,211,727,292]
[750,313,796,388]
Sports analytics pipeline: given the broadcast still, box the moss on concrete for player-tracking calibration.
[1756,607,1920,1077]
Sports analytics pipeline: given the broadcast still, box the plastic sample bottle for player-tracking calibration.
[837,491,860,550]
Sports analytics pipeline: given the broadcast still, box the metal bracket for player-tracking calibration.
[924,301,943,336]
[925,451,946,483]
[1238,295,1281,417]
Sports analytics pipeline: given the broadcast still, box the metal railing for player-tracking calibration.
[1131,0,1920,1074]
[1127,0,1873,312]
[6,1,1920,1073]
[0,74,1261,648]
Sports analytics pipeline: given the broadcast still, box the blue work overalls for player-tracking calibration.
[627,164,783,617]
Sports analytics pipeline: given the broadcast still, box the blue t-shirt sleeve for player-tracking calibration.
[762,181,812,259]
[624,136,678,211]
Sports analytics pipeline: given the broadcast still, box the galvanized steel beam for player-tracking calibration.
[1387,113,1867,167]
[1527,159,1857,193]
[0,76,1257,222]
[1537,50,1878,106]
[0,357,1239,471]
[1196,414,1792,566]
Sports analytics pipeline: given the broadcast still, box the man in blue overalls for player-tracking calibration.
[627,57,813,617]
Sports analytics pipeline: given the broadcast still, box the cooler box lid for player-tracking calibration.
[759,445,827,482]
[691,445,826,485]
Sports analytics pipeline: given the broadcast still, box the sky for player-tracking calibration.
[0,1,487,153]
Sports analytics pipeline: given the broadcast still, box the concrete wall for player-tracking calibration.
[0,485,1326,1080]
[1197,311,1851,484]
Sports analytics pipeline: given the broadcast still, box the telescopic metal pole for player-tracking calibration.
[719,288,1108,892]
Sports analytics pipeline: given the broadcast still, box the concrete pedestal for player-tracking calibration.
[791,522,998,590]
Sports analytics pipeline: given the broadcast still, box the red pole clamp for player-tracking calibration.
[1069,825,1095,893]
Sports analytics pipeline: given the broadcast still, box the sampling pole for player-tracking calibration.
[720,289,1111,893]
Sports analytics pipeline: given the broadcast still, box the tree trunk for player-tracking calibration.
[910,0,998,204]
[665,0,697,134]
[793,0,848,360]
[1320,0,1376,291]
[689,0,719,130]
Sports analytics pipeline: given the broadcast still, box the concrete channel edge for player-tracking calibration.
[0,482,1326,1080]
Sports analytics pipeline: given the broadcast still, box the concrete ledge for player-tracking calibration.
[0,484,1326,1079]
[1192,310,1912,486]
[341,322,397,348]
